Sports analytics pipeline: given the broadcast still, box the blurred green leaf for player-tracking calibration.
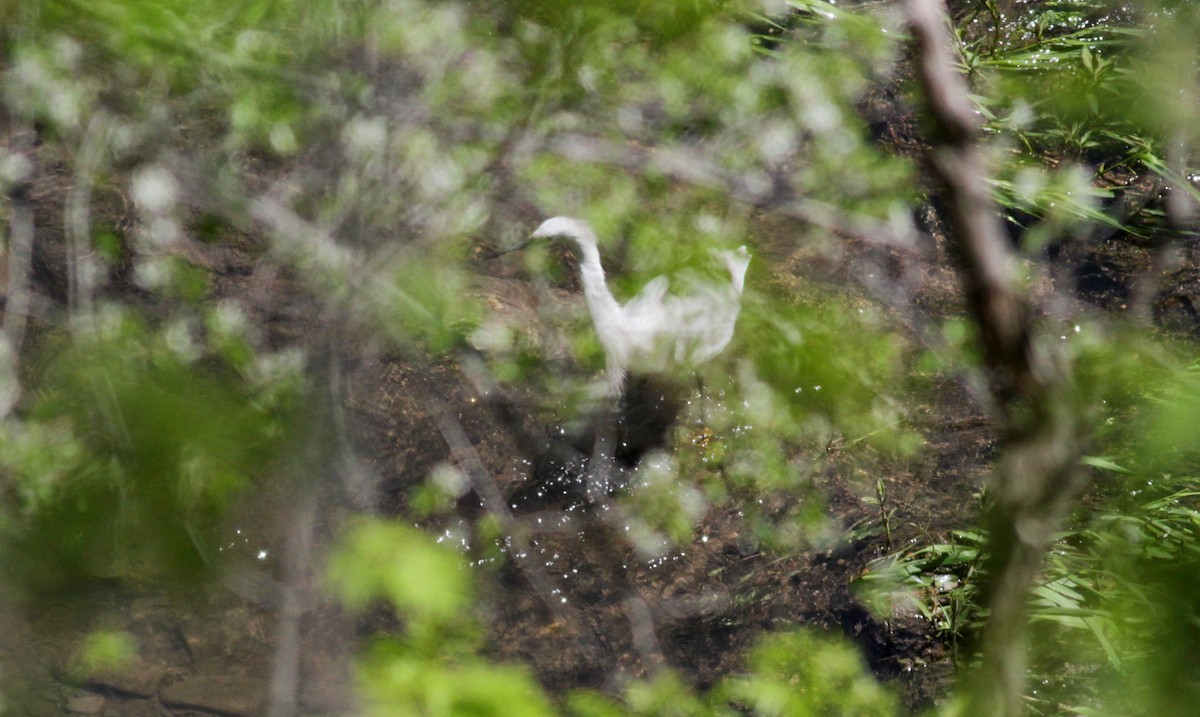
[0,311,292,589]
[71,629,137,676]
[720,630,899,717]
[326,518,470,625]
[371,247,483,355]
[358,647,557,717]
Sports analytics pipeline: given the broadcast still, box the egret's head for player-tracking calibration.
[488,217,595,258]
[530,216,592,242]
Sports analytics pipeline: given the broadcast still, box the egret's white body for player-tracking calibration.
[529,217,751,395]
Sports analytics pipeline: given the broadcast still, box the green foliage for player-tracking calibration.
[1026,471,1200,713]
[3,0,358,149]
[952,1,1200,260]
[988,162,1118,250]
[741,294,916,452]
[719,630,899,716]
[623,672,715,717]
[0,309,299,589]
[959,1,1137,124]
[569,676,707,717]
[6,0,1200,715]
[326,519,471,632]
[859,529,985,654]
[618,451,708,552]
[1136,355,1200,470]
[371,246,484,355]
[357,647,558,717]
[564,633,902,717]
[328,518,558,717]
[864,467,1200,713]
[71,629,137,676]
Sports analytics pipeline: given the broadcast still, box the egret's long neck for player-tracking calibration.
[573,235,622,320]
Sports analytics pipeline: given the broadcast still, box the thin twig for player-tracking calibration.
[4,193,33,353]
[3,129,35,389]
[266,485,315,717]
[623,595,664,671]
[267,342,346,717]
[65,113,107,333]
[457,350,552,460]
[330,347,380,511]
[432,403,574,623]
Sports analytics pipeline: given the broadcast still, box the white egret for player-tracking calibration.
[522,217,751,396]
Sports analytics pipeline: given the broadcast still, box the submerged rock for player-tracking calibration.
[64,693,105,715]
[159,674,267,716]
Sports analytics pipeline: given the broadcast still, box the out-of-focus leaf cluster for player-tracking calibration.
[9,0,1200,714]
[326,519,903,717]
[327,519,556,717]
[0,307,302,589]
[861,336,1200,713]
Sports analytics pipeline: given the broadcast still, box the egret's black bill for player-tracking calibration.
[483,236,538,259]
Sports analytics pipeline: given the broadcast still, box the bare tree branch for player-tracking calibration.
[3,132,35,362]
[267,484,316,717]
[433,403,576,625]
[905,2,1089,716]
[623,595,664,671]
[65,113,108,332]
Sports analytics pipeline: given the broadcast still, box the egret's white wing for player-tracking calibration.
[622,275,669,316]
[660,287,741,364]
[613,275,669,370]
